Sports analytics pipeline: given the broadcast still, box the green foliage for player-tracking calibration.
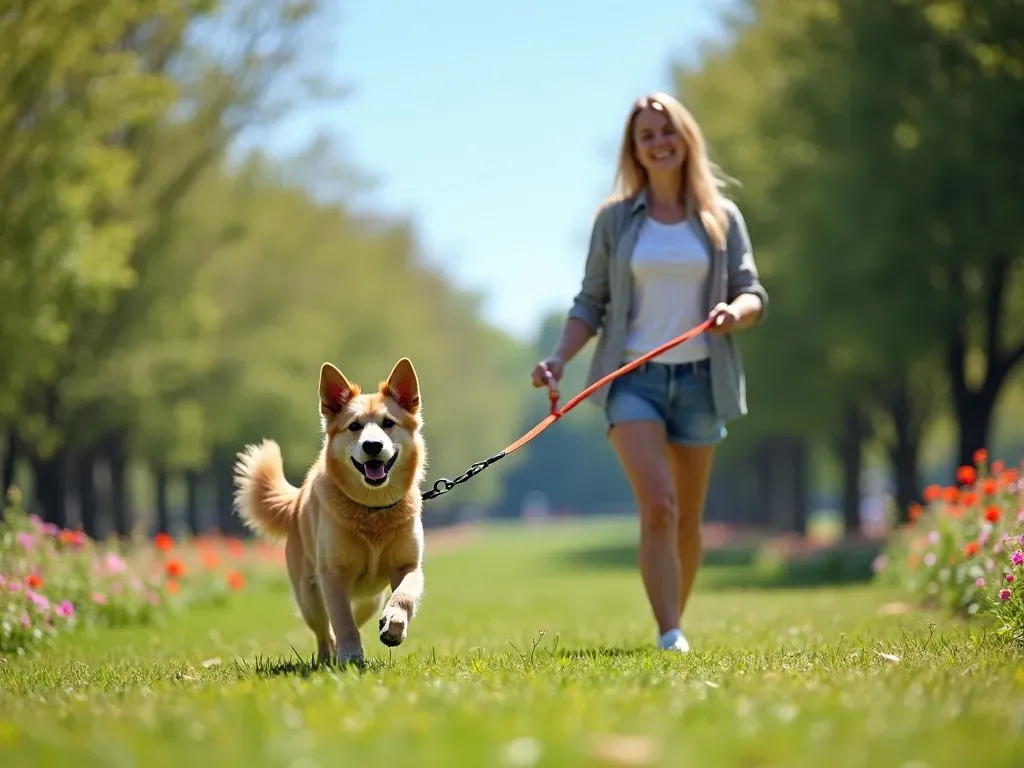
[0,0,190,443]
[675,0,1024,473]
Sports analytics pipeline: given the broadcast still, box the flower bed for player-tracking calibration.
[875,451,1024,644]
[0,486,284,654]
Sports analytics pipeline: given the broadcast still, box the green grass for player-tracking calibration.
[2,518,1023,767]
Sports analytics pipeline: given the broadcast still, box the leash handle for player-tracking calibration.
[539,363,560,417]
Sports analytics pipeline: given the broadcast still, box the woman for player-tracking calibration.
[530,92,768,653]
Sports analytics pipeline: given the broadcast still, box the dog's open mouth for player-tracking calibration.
[351,450,399,486]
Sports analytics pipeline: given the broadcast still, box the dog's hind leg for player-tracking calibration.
[286,536,334,664]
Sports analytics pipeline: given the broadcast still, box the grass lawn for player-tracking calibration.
[2,517,1022,767]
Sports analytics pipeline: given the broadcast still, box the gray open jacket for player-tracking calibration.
[566,190,769,422]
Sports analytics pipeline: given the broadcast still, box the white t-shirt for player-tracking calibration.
[623,216,710,365]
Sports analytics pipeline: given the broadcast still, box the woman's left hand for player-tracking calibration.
[707,302,740,334]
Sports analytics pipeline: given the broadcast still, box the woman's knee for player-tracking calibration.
[638,491,678,535]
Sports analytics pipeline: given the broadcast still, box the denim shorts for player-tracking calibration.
[604,358,727,446]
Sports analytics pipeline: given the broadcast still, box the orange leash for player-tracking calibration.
[421,318,713,501]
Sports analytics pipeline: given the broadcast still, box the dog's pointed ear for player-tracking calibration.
[319,362,356,418]
[383,357,420,414]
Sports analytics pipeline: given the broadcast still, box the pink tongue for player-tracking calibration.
[365,462,386,481]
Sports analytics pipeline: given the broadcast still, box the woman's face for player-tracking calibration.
[632,106,687,175]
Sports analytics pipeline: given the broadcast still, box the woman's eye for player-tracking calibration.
[381,418,395,429]
[347,421,361,432]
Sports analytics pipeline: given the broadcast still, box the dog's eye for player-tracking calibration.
[381,417,395,429]
[347,421,361,432]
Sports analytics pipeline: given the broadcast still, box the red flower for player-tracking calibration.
[964,541,980,557]
[973,448,988,466]
[26,573,43,589]
[153,533,174,552]
[165,559,186,578]
[943,486,960,504]
[984,506,1002,523]
[961,491,980,508]
[957,465,976,486]
[981,478,998,496]
[908,503,923,522]
[226,570,245,591]
[923,485,942,503]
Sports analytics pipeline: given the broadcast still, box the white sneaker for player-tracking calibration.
[658,628,690,652]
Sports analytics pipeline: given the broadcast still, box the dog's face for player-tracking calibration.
[318,358,426,505]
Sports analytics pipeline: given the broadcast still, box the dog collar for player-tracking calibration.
[364,500,400,512]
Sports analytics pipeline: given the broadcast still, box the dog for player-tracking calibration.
[233,357,428,667]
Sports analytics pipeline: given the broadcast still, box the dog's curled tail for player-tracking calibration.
[233,439,299,539]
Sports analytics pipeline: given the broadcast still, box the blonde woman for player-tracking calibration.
[531,92,768,652]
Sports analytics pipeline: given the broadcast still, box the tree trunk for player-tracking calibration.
[2,430,18,505]
[837,401,866,537]
[106,432,131,537]
[78,447,99,538]
[953,392,993,470]
[791,437,809,536]
[31,447,68,529]
[154,466,171,536]
[212,453,239,536]
[946,256,1024,470]
[184,470,202,534]
[887,380,922,523]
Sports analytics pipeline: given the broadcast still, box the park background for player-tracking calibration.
[2,0,1021,552]
[2,1,1024,764]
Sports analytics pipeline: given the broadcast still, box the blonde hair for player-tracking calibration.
[610,92,732,250]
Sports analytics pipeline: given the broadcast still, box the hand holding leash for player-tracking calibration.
[539,362,561,417]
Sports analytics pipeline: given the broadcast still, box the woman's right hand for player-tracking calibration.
[531,355,564,389]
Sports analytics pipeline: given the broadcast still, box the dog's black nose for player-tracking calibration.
[362,440,383,457]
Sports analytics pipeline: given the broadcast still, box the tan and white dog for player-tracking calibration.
[233,358,428,667]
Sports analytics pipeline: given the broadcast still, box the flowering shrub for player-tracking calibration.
[874,451,1024,629]
[1,486,284,654]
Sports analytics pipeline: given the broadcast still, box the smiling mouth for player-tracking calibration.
[651,148,674,160]
[351,450,399,487]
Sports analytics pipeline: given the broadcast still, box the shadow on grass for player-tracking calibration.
[557,540,885,591]
[237,650,390,679]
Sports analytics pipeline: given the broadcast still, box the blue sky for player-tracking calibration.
[267,0,732,343]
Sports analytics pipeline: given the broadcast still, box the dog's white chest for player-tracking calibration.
[350,544,390,597]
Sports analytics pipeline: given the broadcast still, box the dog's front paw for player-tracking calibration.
[378,604,409,647]
[335,642,365,669]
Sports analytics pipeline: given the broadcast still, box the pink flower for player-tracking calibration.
[55,600,74,619]
[27,591,50,613]
[16,532,36,551]
[91,592,108,605]
[1011,550,1024,566]
[872,555,888,573]
[975,577,985,588]
[6,580,22,594]
[1007,573,1016,584]
[105,553,127,574]
[924,552,937,567]
[999,588,1012,601]
[19,613,31,628]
